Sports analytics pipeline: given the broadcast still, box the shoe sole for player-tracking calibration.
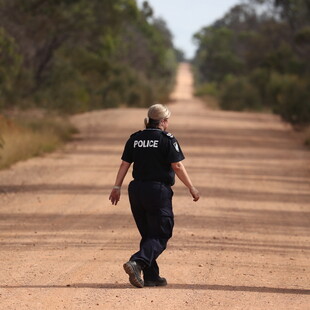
[144,281,167,287]
[123,262,144,288]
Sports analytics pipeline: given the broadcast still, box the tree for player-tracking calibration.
[193,0,310,126]
[0,0,178,112]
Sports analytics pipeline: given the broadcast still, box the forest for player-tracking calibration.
[0,0,180,114]
[193,0,310,128]
[0,0,182,168]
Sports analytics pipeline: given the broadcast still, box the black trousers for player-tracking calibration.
[128,180,174,281]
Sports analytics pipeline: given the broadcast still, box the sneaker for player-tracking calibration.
[123,261,144,288]
[144,277,167,287]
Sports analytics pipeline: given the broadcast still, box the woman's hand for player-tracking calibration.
[189,186,200,202]
[109,161,131,206]
[109,187,121,205]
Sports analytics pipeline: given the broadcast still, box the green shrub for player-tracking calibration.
[99,65,153,108]
[195,82,219,97]
[219,75,262,111]
[267,73,310,127]
[0,27,22,109]
[249,68,270,105]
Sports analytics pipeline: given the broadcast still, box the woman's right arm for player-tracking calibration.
[171,161,200,201]
[109,160,131,205]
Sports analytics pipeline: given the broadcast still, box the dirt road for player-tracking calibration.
[0,63,309,309]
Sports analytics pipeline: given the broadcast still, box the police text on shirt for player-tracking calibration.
[133,140,159,148]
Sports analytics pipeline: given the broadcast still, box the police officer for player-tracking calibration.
[109,103,200,288]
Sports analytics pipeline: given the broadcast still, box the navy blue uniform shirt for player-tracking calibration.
[121,128,185,186]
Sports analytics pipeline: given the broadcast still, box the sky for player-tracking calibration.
[136,0,242,59]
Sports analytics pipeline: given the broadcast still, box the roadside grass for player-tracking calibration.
[196,91,310,148]
[0,112,78,169]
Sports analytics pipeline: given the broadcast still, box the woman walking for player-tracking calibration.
[109,103,199,288]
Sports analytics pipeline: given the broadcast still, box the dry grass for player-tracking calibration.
[0,113,77,169]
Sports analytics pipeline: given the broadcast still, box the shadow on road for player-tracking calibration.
[0,283,309,295]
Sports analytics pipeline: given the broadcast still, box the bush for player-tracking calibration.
[0,28,22,109]
[219,75,262,111]
[267,73,310,127]
[249,68,270,105]
[195,82,219,97]
[99,65,155,108]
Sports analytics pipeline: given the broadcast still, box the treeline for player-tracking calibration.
[0,0,179,113]
[193,0,310,127]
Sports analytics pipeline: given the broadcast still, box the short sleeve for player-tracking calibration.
[121,138,134,163]
[166,138,185,163]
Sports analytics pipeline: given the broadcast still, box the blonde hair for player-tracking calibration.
[144,103,171,128]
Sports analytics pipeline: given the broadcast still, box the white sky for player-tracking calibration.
[136,0,242,59]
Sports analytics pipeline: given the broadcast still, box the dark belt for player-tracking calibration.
[133,179,171,186]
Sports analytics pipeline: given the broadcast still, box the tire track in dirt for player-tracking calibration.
[0,63,309,309]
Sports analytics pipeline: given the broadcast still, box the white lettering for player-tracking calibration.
[133,140,159,148]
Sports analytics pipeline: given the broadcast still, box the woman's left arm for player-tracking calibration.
[171,161,200,202]
[109,161,131,205]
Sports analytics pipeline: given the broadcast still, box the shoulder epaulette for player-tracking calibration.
[162,131,174,139]
[130,130,141,137]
